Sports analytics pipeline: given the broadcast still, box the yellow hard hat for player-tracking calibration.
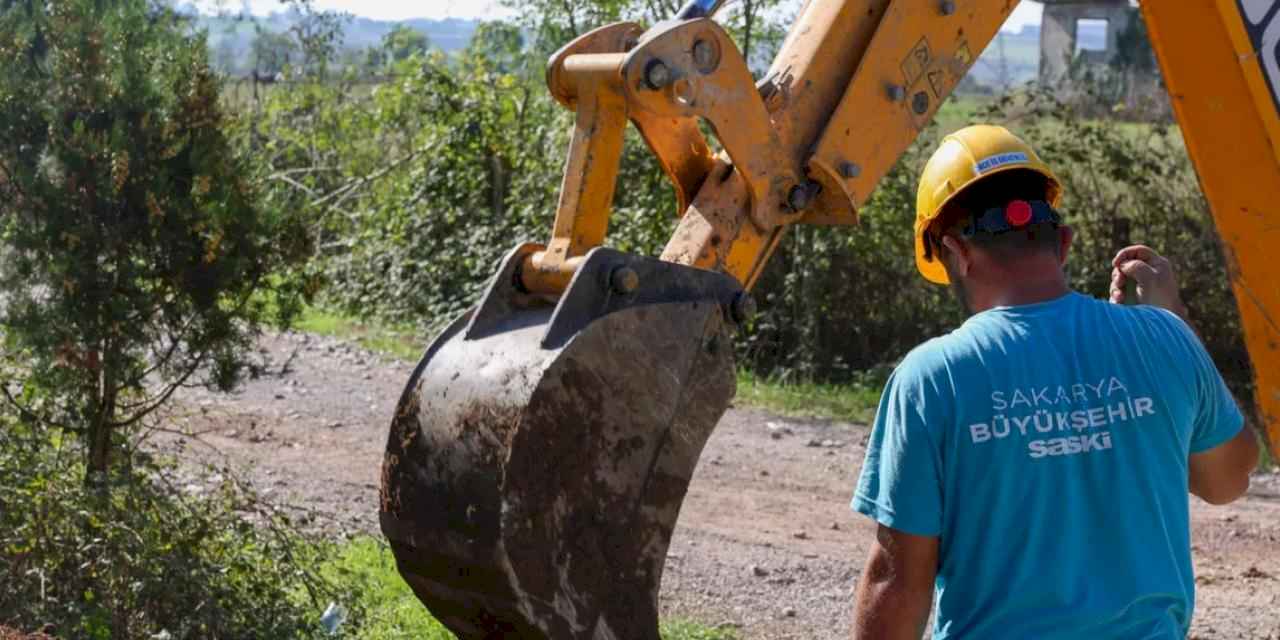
[914,124,1062,284]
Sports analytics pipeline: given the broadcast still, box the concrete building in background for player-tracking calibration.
[1039,0,1134,84]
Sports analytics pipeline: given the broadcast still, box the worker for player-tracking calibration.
[850,125,1260,639]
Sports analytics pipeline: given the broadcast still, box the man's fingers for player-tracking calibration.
[1109,267,1126,303]
[1112,245,1158,268]
[1118,259,1160,284]
[1151,254,1175,275]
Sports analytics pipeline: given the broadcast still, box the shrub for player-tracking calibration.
[0,424,340,639]
[237,11,1251,421]
[245,50,676,328]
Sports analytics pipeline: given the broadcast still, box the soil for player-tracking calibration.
[161,331,1280,640]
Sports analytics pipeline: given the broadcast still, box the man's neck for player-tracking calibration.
[967,273,1071,314]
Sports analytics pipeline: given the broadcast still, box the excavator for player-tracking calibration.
[378,0,1280,637]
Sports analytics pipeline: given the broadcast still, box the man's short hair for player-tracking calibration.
[929,169,1060,261]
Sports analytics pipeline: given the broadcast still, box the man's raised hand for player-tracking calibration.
[1110,245,1189,319]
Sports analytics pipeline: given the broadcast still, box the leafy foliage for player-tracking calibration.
[242,36,684,326]
[252,25,297,76]
[0,424,339,639]
[238,5,1251,417]
[244,51,565,323]
[282,0,349,80]
[381,24,431,62]
[0,0,311,481]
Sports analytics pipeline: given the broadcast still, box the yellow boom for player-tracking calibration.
[1141,0,1280,459]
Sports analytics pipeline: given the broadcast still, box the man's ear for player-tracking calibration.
[1056,225,1074,266]
[940,235,971,279]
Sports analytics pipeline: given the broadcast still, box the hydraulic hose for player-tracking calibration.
[675,0,726,20]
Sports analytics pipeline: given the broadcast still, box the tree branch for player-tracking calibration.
[0,380,78,433]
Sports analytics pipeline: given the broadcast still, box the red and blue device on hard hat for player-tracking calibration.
[960,199,1062,237]
[922,199,1062,263]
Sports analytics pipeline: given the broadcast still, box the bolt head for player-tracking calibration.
[610,266,640,294]
[887,84,907,102]
[787,185,812,211]
[787,182,821,211]
[840,162,861,179]
[731,292,757,324]
[644,59,672,90]
[940,0,956,16]
[912,90,930,115]
[692,39,718,73]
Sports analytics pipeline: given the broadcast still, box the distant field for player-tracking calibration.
[966,29,1040,88]
[199,12,479,76]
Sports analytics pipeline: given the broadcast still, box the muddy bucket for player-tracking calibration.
[379,245,746,639]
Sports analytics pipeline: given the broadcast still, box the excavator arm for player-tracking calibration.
[380,1,1280,637]
[1139,0,1280,461]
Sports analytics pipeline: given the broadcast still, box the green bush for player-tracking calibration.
[0,425,341,639]
[239,12,1251,419]
[243,49,676,328]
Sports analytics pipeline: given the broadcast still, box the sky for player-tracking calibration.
[195,0,1044,30]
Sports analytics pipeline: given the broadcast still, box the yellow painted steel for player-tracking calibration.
[524,40,632,294]
[662,0,899,277]
[809,0,1016,216]
[621,18,804,231]
[1140,0,1280,458]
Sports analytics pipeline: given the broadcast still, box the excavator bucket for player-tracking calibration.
[379,244,747,639]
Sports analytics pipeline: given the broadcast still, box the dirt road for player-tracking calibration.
[166,332,1280,639]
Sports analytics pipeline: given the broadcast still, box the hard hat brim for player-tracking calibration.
[915,229,951,285]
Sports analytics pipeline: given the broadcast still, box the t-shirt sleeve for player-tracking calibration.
[1163,311,1245,453]
[852,361,945,537]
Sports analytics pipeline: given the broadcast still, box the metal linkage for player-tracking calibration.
[521,16,808,294]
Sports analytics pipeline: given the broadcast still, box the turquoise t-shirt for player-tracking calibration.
[852,291,1243,639]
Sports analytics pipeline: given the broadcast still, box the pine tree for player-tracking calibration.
[0,0,310,485]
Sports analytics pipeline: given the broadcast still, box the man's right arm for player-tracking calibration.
[1111,244,1258,505]
[850,356,947,638]
[1189,427,1258,504]
[853,524,937,640]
